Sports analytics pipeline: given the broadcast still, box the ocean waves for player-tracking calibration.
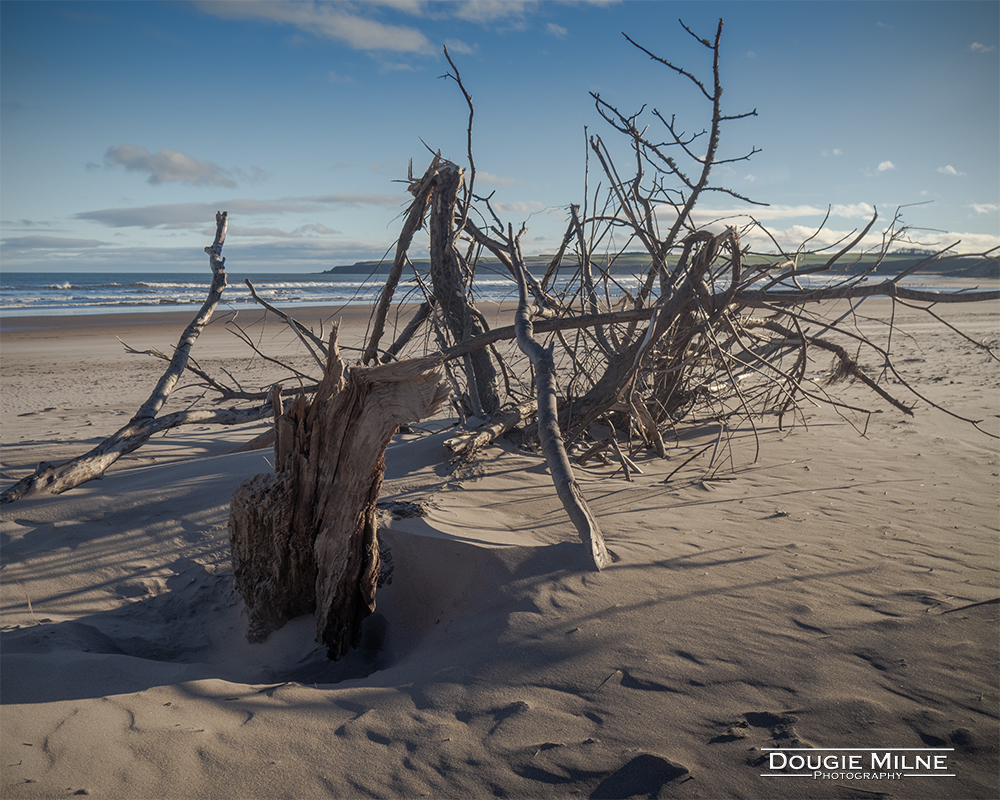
[1,272,478,316]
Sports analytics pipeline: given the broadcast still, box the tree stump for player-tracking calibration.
[228,325,449,659]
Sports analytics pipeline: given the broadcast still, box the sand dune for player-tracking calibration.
[1,295,997,798]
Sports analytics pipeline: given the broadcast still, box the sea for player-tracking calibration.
[0,270,526,318]
[0,269,962,318]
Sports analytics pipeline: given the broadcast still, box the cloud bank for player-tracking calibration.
[75,193,402,230]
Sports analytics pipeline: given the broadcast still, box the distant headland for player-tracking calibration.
[321,251,996,278]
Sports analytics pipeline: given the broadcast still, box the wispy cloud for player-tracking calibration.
[376,60,418,73]
[680,203,876,225]
[937,165,966,176]
[444,38,475,55]
[546,23,568,38]
[492,200,558,218]
[970,42,995,53]
[0,235,110,252]
[306,192,399,207]
[0,218,57,230]
[821,148,842,157]
[228,222,342,239]
[476,171,516,187]
[877,160,896,172]
[450,0,533,25]
[76,194,400,230]
[971,203,999,215]
[193,0,436,54]
[103,144,247,188]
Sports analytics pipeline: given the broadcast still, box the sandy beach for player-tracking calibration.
[1,289,998,799]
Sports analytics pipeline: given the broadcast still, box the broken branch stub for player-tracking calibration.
[228,325,449,659]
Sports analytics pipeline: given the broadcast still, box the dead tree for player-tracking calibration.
[0,212,273,505]
[364,157,500,417]
[228,326,449,658]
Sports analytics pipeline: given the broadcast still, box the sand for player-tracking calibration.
[1,288,998,799]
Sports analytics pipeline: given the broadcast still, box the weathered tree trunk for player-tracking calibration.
[428,163,501,415]
[228,326,449,659]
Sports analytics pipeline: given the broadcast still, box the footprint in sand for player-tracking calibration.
[114,579,156,598]
[709,710,811,763]
[904,709,993,755]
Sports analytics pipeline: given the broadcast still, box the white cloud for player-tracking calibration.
[451,0,533,24]
[476,171,516,187]
[937,165,966,176]
[877,160,896,172]
[737,224,1000,256]
[193,0,435,54]
[744,174,757,183]
[821,148,843,157]
[444,38,475,55]
[829,203,877,218]
[971,42,996,53]
[900,230,1000,254]
[971,203,999,215]
[104,144,240,188]
[546,22,568,38]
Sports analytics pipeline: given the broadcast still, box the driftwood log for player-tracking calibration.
[228,325,449,659]
[0,212,272,505]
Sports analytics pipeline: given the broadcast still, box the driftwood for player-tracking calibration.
[444,399,537,459]
[0,212,270,504]
[228,326,449,659]
[508,230,612,570]
[36,22,995,583]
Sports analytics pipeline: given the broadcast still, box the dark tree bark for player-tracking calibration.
[427,162,500,415]
[228,326,449,659]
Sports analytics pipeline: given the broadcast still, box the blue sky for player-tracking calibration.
[2,0,997,273]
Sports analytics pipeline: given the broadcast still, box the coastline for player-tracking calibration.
[2,273,993,326]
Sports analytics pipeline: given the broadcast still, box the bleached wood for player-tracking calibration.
[508,232,611,571]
